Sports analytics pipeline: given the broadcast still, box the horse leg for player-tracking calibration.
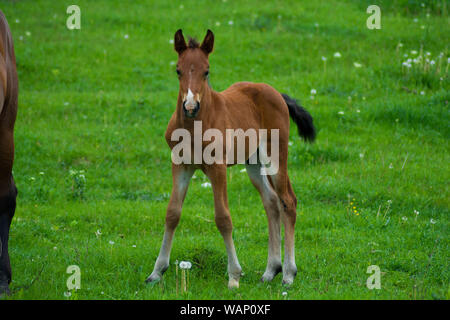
[146,164,194,283]
[271,170,298,285]
[245,162,282,282]
[203,164,242,289]
[0,176,17,295]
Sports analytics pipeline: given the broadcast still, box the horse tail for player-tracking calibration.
[281,93,316,142]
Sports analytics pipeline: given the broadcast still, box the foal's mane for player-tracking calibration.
[187,37,200,49]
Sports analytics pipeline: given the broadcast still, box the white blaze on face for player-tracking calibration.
[184,88,196,110]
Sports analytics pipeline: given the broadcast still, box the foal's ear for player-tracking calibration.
[200,29,214,55]
[174,29,187,54]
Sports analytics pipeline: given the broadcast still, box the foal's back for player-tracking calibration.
[218,81,290,133]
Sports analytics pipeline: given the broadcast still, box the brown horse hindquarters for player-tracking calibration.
[0,10,18,296]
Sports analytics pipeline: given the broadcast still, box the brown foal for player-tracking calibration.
[147,29,315,288]
[0,11,18,296]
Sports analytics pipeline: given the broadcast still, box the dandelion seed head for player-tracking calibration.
[179,261,192,269]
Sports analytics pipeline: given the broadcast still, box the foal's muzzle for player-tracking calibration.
[183,101,200,118]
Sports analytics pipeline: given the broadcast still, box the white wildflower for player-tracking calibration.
[310,89,317,95]
[201,182,212,188]
[333,52,341,58]
[353,62,362,68]
[179,261,192,269]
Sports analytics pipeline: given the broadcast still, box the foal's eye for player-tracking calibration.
[176,69,181,76]
[204,70,209,77]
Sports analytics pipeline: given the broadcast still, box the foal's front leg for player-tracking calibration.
[146,164,194,283]
[203,165,242,289]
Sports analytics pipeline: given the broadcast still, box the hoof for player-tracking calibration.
[261,265,282,282]
[145,273,162,284]
[282,278,294,287]
[260,274,274,283]
[228,278,239,289]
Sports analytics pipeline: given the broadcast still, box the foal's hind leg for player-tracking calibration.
[203,164,242,289]
[146,164,194,283]
[245,162,282,282]
[271,172,298,285]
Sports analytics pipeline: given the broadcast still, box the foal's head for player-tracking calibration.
[173,29,214,118]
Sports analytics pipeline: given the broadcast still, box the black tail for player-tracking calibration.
[281,93,316,142]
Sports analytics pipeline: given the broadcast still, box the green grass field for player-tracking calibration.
[1,0,448,300]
